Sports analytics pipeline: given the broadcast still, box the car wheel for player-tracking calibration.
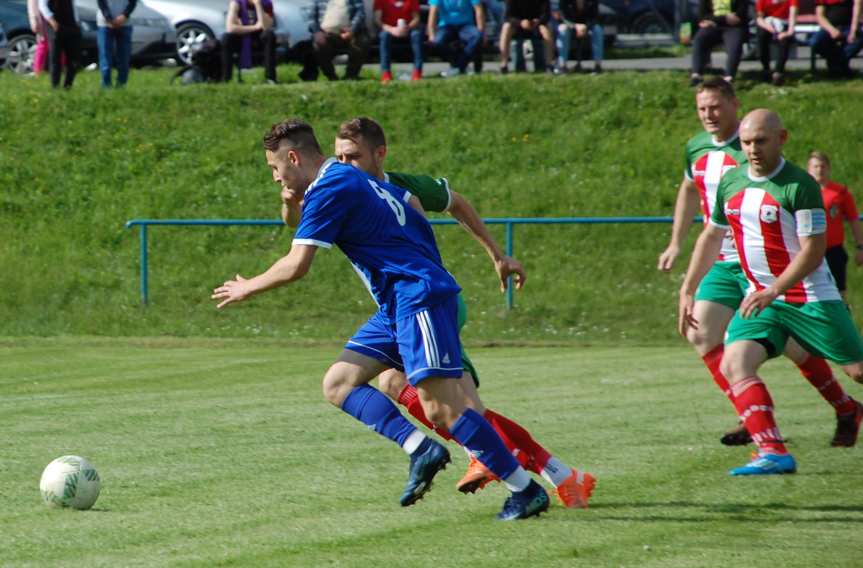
[631,12,670,35]
[175,22,214,65]
[7,33,37,74]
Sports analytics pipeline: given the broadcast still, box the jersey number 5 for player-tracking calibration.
[368,180,406,226]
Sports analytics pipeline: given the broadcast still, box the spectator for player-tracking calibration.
[374,0,422,82]
[310,0,368,80]
[222,0,276,83]
[755,0,797,85]
[553,0,604,74]
[811,0,863,76]
[27,0,49,75]
[38,0,81,89]
[96,0,137,88]
[499,0,553,73]
[689,0,748,85]
[808,151,863,303]
[428,0,485,76]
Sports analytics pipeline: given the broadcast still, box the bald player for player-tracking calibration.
[680,109,863,475]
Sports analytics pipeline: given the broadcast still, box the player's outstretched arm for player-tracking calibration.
[739,233,826,319]
[211,244,318,308]
[659,178,700,271]
[678,224,724,335]
[448,191,526,292]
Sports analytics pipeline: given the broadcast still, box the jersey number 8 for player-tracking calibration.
[368,180,406,226]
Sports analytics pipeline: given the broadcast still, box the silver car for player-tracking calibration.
[77,0,177,64]
[142,0,293,64]
[0,23,8,69]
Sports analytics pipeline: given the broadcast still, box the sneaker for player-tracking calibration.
[400,438,451,506]
[496,480,550,521]
[771,72,785,86]
[592,63,603,74]
[720,423,753,446]
[411,68,422,81]
[729,453,797,476]
[381,70,393,84]
[556,470,596,509]
[831,400,863,447]
[456,456,498,494]
[499,64,509,75]
[440,67,460,78]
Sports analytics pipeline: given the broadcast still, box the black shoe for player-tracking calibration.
[592,63,602,74]
[771,72,785,86]
[399,438,450,506]
[720,423,752,446]
[496,480,550,521]
[832,401,863,447]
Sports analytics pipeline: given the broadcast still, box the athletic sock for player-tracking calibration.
[397,384,454,441]
[341,384,421,450]
[796,356,856,415]
[731,376,787,455]
[539,456,574,487]
[483,409,551,473]
[449,408,527,489]
[702,345,736,406]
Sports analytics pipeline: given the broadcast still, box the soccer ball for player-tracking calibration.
[39,455,101,510]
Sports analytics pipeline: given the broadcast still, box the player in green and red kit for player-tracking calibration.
[658,79,862,448]
[807,150,863,303]
[680,109,863,475]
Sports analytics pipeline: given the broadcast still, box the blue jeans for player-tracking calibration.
[810,26,863,74]
[556,22,603,67]
[97,25,133,87]
[432,24,481,72]
[379,28,424,71]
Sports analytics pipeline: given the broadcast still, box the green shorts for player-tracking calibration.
[694,261,749,309]
[456,294,479,387]
[725,300,863,364]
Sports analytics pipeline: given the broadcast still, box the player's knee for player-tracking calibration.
[685,327,721,354]
[377,369,407,401]
[321,364,354,407]
[719,354,746,382]
[845,363,863,383]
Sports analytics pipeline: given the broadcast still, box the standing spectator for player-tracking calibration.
[811,0,863,76]
[755,0,797,85]
[309,0,368,80]
[38,0,81,89]
[222,0,277,83]
[499,0,553,73]
[808,151,863,302]
[27,0,49,75]
[96,0,137,88]
[553,0,604,74]
[689,0,748,85]
[428,0,484,76]
[374,0,422,82]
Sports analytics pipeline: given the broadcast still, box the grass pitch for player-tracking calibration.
[2,338,862,567]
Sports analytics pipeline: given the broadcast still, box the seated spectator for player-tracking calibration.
[310,0,368,80]
[808,151,863,303]
[374,0,422,82]
[689,0,748,85]
[38,0,82,89]
[428,0,484,76]
[499,0,553,73]
[553,0,604,74]
[222,0,276,83]
[97,0,137,88]
[811,0,863,76]
[755,0,797,85]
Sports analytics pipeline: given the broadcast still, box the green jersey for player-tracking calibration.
[385,172,452,213]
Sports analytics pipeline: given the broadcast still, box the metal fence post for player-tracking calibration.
[505,222,514,310]
[140,224,149,305]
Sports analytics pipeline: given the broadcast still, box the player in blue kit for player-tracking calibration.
[211,119,550,520]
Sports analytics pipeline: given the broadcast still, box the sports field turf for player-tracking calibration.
[2,338,861,567]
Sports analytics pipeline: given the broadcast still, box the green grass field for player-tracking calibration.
[3,338,862,567]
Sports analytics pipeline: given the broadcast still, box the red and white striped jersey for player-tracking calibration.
[710,159,840,303]
[684,131,747,262]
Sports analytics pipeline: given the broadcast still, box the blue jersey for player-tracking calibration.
[293,159,461,322]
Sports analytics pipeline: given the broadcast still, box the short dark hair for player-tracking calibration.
[263,119,323,154]
[808,150,830,166]
[696,78,736,101]
[337,117,387,149]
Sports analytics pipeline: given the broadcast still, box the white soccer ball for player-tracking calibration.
[39,455,101,510]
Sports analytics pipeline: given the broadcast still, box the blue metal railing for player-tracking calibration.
[125,216,684,308]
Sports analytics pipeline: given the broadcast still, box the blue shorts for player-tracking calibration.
[346,297,464,385]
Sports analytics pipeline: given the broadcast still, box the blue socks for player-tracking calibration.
[450,408,520,481]
[341,384,417,447]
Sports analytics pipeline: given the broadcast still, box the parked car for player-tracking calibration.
[141,0,294,64]
[0,0,175,74]
[0,22,8,69]
[601,0,676,34]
